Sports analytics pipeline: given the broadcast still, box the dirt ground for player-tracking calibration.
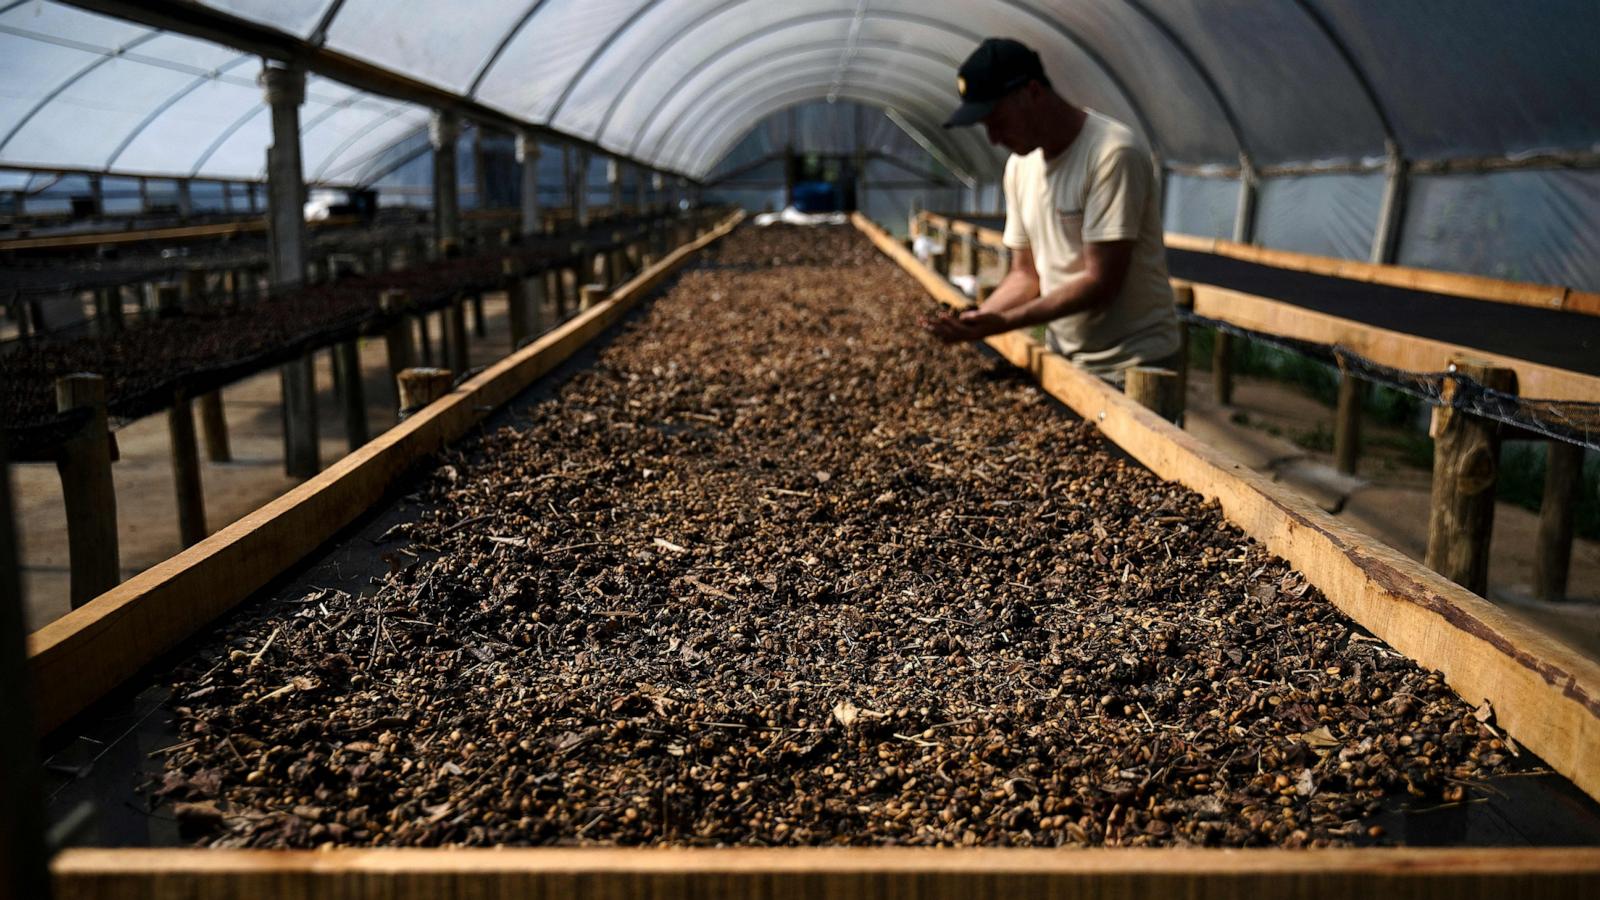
[1183,372,1600,661]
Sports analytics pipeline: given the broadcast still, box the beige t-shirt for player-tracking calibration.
[1002,110,1179,373]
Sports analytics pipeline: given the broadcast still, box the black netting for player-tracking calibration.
[1182,310,1600,453]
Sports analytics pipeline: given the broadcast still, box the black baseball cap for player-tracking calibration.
[943,38,1050,128]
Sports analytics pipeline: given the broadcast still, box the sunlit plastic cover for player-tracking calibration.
[5,1,1598,284]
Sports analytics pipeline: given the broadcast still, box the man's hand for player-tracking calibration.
[921,308,1010,344]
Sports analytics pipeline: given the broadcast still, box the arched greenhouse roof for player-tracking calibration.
[4,0,1595,184]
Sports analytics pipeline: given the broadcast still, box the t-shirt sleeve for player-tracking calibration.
[1082,144,1151,243]
[1001,156,1030,250]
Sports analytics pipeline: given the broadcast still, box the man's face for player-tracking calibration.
[981,85,1040,156]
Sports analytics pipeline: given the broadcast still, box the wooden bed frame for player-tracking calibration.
[31,211,1600,898]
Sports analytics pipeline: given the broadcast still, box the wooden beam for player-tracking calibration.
[26,212,745,737]
[1125,367,1183,423]
[167,388,207,548]
[1425,359,1516,595]
[853,212,1600,806]
[1534,440,1584,603]
[1189,284,1600,403]
[54,374,119,608]
[1333,375,1365,476]
[47,846,1600,898]
[1163,232,1600,318]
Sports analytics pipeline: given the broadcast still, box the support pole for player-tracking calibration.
[415,312,435,366]
[260,64,308,290]
[196,391,230,463]
[334,340,368,451]
[470,291,486,338]
[445,295,469,375]
[1172,283,1194,417]
[0,448,50,900]
[1125,367,1184,424]
[1212,330,1234,406]
[380,290,414,405]
[1232,157,1258,245]
[504,260,529,349]
[1425,359,1516,595]
[431,110,462,256]
[1334,374,1366,476]
[1534,440,1584,602]
[167,388,206,548]
[573,148,590,228]
[397,367,453,414]
[1370,141,1409,265]
[517,132,543,238]
[607,158,623,215]
[280,353,319,479]
[55,374,119,607]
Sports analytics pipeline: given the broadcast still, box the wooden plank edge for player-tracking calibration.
[1161,231,1592,317]
[1189,283,1600,403]
[24,211,745,736]
[51,846,1600,885]
[853,212,1600,805]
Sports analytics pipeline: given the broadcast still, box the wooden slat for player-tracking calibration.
[1189,283,1600,402]
[50,847,1600,898]
[0,215,360,252]
[26,211,744,736]
[853,212,1600,805]
[1162,232,1599,317]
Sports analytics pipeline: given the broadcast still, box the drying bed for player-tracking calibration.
[122,225,1588,850]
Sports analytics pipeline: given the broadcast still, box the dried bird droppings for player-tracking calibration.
[150,224,1515,849]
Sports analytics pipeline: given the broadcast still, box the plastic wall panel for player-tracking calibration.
[322,0,531,93]
[314,110,431,183]
[1033,0,1236,164]
[1163,173,1237,239]
[128,32,246,73]
[1254,173,1384,261]
[110,78,261,174]
[0,36,102,141]
[1148,0,1385,165]
[197,0,330,37]
[189,106,271,180]
[1399,169,1600,293]
[0,3,148,50]
[472,0,649,122]
[1305,0,1600,160]
[3,59,194,169]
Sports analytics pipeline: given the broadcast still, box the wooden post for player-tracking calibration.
[503,262,529,349]
[198,392,229,462]
[469,291,486,338]
[167,388,207,547]
[154,283,181,318]
[94,287,123,336]
[380,290,415,396]
[0,449,50,900]
[1334,374,1366,476]
[964,235,979,278]
[1425,359,1516,595]
[280,353,319,479]
[415,310,435,366]
[181,266,207,307]
[397,367,453,414]
[581,284,606,313]
[446,295,469,374]
[1172,283,1194,412]
[1534,440,1584,602]
[933,248,951,280]
[55,374,119,607]
[334,340,368,451]
[1125,367,1184,424]
[1213,330,1234,406]
[527,273,546,340]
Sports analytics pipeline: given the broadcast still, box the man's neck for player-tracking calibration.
[1038,101,1088,162]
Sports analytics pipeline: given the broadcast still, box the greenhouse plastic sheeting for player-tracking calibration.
[5,1,1597,284]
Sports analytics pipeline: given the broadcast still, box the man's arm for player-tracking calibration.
[924,239,1134,343]
[973,246,1041,314]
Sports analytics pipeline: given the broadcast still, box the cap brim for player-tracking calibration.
[942,99,994,128]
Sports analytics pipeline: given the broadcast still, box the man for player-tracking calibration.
[924,38,1180,381]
